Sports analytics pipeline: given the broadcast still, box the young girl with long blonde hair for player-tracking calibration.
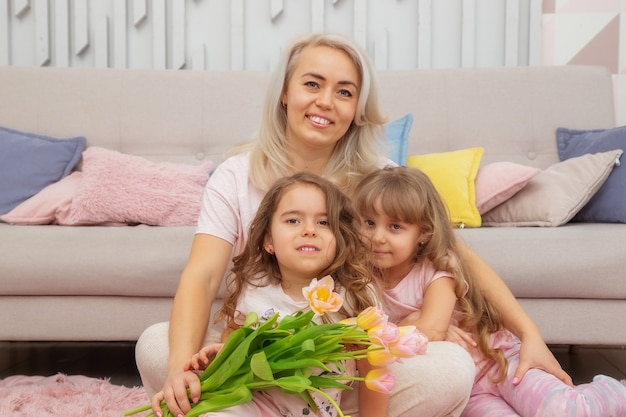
[354,166,626,417]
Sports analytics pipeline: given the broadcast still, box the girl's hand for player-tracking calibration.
[184,343,224,372]
[513,337,573,387]
[151,370,201,417]
[445,324,477,350]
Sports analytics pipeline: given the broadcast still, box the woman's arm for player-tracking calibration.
[459,241,573,386]
[151,234,234,417]
[357,359,389,417]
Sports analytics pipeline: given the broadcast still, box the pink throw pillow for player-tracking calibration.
[0,172,81,225]
[68,147,213,226]
[475,162,540,214]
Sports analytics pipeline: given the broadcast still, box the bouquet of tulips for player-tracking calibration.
[125,276,428,417]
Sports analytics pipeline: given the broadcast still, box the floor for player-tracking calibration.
[0,342,625,389]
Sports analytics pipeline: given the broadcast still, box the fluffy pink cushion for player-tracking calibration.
[0,172,81,225]
[474,162,540,214]
[68,147,213,226]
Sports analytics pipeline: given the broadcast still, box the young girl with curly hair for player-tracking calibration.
[183,172,387,417]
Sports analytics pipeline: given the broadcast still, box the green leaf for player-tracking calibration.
[300,338,315,353]
[243,311,259,328]
[273,375,312,393]
[200,313,279,391]
[250,350,274,381]
[270,357,332,373]
[185,385,253,417]
[308,375,353,390]
[275,310,315,330]
[199,325,250,378]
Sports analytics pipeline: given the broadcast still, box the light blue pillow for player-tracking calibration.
[382,114,413,165]
[0,126,86,215]
[556,126,625,223]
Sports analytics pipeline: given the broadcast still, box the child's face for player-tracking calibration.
[361,203,423,283]
[281,45,360,153]
[265,184,337,284]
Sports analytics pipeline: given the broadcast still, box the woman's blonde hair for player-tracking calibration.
[353,166,508,383]
[248,33,387,194]
[221,172,379,326]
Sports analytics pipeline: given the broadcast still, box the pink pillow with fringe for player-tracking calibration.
[475,162,540,215]
[68,147,213,226]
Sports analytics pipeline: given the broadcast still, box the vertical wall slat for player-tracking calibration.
[528,0,542,66]
[311,0,324,33]
[230,0,243,70]
[461,0,476,68]
[172,1,185,69]
[113,0,126,68]
[54,0,69,67]
[505,0,519,66]
[1,0,11,65]
[73,0,88,56]
[14,0,29,17]
[34,0,49,66]
[191,45,205,70]
[152,0,166,69]
[133,0,146,26]
[353,0,366,48]
[95,16,108,68]
[374,27,388,70]
[417,0,432,69]
[270,0,283,21]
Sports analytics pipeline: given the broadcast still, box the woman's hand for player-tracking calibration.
[184,343,224,372]
[445,324,477,351]
[151,370,202,417]
[513,337,573,386]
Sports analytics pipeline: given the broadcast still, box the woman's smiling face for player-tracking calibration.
[281,45,361,152]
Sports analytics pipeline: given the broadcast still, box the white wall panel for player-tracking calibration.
[0,1,8,65]
[113,0,126,68]
[53,0,69,67]
[1,0,542,71]
[73,0,88,56]
[34,0,49,66]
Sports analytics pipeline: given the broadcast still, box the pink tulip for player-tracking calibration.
[356,306,388,330]
[302,275,344,315]
[364,368,396,394]
[389,326,428,357]
[368,322,399,347]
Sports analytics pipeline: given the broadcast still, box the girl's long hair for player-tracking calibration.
[220,172,379,326]
[353,166,508,383]
[248,33,387,194]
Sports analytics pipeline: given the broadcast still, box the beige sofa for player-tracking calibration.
[1,65,624,346]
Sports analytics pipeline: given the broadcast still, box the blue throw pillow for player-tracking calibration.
[382,114,413,165]
[0,126,86,215]
[556,126,625,223]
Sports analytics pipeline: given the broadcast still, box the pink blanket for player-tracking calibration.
[0,373,150,417]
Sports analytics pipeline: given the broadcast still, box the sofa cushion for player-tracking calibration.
[68,147,213,226]
[382,114,413,165]
[0,172,81,225]
[474,162,541,214]
[556,126,626,223]
[0,126,86,215]
[482,149,622,227]
[407,147,483,228]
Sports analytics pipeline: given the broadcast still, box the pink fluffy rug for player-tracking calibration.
[0,373,151,417]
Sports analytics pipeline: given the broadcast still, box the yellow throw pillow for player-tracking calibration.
[407,147,484,227]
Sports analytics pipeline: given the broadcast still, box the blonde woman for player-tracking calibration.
[136,33,567,417]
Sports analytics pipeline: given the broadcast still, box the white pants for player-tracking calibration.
[136,321,474,417]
